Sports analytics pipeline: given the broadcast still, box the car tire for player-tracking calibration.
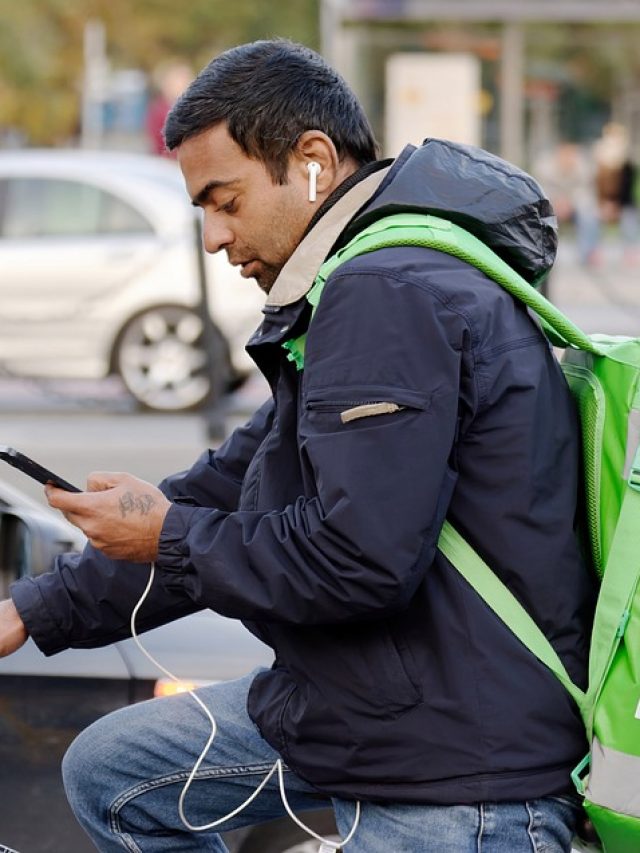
[232,809,341,853]
[113,304,229,412]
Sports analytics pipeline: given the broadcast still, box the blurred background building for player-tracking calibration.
[0,0,638,415]
[1,0,638,168]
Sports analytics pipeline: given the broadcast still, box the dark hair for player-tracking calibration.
[163,39,378,183]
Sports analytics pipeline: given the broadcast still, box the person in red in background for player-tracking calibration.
[145,60,193,157]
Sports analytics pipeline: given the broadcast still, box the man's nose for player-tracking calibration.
[202,215,234,254]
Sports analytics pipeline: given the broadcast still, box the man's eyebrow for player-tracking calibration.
[191,179,239,207]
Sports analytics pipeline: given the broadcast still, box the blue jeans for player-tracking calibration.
[62,671,581,852]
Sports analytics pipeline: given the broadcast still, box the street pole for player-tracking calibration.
[320,0,341,65]
[320,0,356,82]
[194,217,227,442]
[499,21,525,167]
[81,20,108,149]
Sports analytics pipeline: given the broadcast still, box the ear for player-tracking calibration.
[290,131,340,198]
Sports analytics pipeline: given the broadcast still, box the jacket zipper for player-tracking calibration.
[306,399,394,412]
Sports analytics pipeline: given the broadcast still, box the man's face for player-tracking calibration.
[178,123,314,293]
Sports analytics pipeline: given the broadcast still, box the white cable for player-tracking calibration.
[130,563,360,847]
[275,759,361,849]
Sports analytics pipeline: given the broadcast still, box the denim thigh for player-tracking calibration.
[62,666,581,853]
[62,669,325,852]
[332,794,582,853]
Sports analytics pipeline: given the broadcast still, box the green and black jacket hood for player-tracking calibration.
[343,138,557,285]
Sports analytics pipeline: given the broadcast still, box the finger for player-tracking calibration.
[45,484,87,512]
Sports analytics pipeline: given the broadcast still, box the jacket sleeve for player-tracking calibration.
[156,257,471,625]
[10,399,275,655]
[159,398,274,508]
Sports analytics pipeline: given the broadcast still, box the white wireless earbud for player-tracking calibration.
[307,161,321,202]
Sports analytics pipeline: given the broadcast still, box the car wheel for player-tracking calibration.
[114,305,227,412]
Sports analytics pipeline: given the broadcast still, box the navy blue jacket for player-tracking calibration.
[12,140,595,804]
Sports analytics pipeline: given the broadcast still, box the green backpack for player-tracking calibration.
[284,212,640,853]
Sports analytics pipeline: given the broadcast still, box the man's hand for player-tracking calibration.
[45,472,171,563]
[0,599,28,657]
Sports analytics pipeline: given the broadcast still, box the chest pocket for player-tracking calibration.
[304,386,429,434]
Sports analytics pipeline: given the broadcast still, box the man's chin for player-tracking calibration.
[254,267,280,295]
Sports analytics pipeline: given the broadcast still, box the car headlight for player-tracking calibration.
[153,677,213,698]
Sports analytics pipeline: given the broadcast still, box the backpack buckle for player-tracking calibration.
[571,753,590,796]
[628,443,640,491]
[629,463,640,492]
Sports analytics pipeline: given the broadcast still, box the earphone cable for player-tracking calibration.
[129,562,360,847]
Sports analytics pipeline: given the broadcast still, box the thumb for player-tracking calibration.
[86,471,129,492]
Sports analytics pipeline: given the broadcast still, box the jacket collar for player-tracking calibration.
[265,165,391,309]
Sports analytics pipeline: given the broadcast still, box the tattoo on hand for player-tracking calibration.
[119,491,156,518]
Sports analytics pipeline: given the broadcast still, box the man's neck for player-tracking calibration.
[301,159,388,240]
[265,163,391,308]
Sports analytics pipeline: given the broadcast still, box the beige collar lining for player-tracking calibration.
[265,166,390,308]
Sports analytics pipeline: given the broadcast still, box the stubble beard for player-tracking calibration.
[254,262,282,294]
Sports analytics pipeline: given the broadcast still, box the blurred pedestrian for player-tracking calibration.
[535,141,601,267]
[145,60,193,157]
[594,123,628,225]
[593,123,639,266]
[618,157,639,265]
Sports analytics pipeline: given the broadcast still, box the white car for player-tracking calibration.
[0,149,265,411]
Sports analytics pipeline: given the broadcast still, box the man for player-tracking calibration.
[0,40,594,851]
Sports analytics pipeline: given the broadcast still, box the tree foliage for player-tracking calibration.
[2,2,638,149]
[0,0,319,144]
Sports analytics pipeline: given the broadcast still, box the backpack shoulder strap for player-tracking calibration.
[439,521,588,718]
[284,211,594,717]
[283,212,603,370]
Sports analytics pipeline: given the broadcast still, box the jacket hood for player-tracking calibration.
[344,138,558,283]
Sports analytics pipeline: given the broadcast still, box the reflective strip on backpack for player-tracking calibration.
[586,736,640,818]
[623,410,640,480]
